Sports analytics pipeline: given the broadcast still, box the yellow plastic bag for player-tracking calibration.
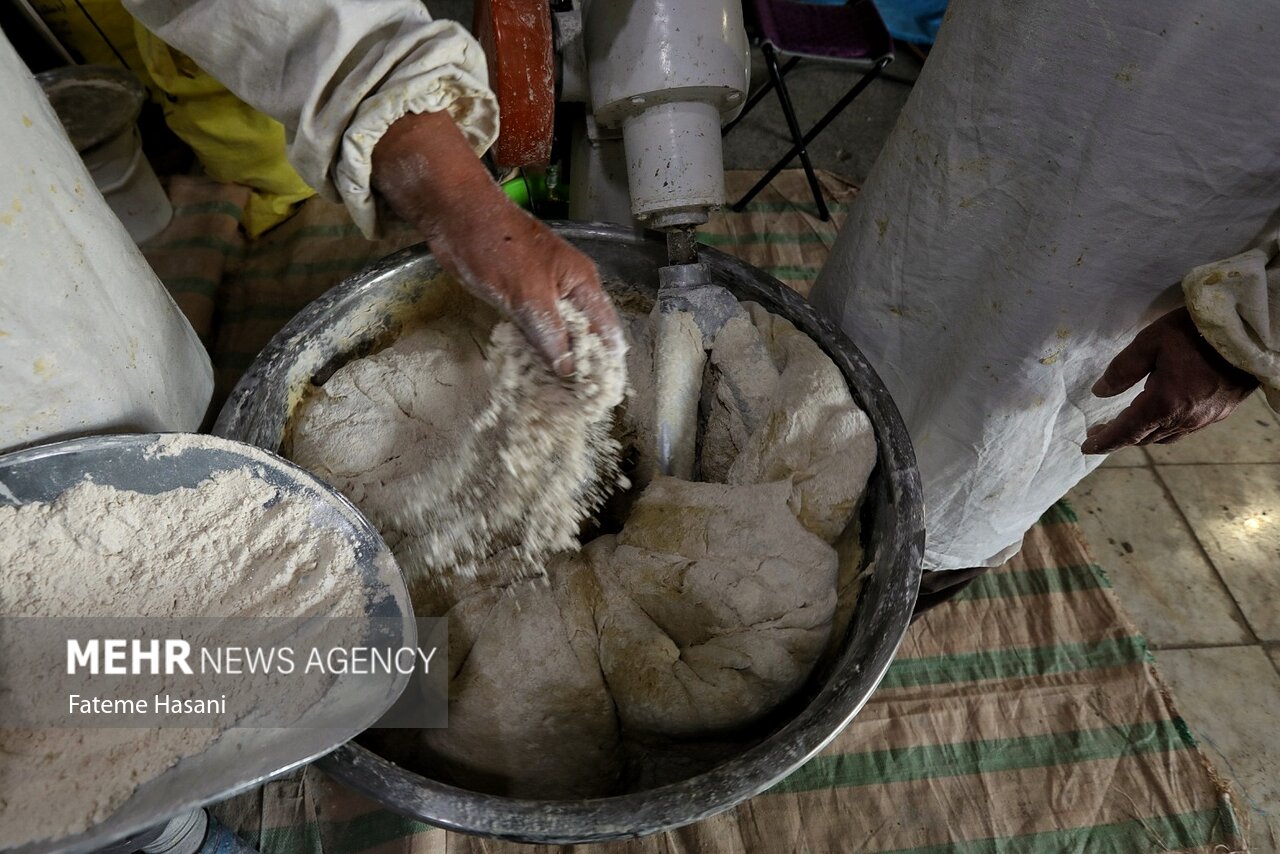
[133,25,316,236]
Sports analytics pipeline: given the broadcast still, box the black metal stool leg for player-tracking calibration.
[722,55,801,136]
[761,43,828,219]
[733,56,890,217]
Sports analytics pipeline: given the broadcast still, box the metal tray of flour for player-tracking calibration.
[0,433,415,854]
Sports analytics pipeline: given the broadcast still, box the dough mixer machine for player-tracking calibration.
[479,0,754,475]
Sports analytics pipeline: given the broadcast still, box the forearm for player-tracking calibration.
[123,2,619,374]
[372,110,504,243]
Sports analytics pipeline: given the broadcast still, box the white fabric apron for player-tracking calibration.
[0,33,212,453]
[811,0,1280,570]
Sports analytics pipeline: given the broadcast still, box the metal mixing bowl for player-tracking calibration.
[213,223,924,844]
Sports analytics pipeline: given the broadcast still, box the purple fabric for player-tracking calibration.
[748,0,894,61]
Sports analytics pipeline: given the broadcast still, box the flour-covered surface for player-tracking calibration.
[149,170,1242,852]
[0,437,366,850]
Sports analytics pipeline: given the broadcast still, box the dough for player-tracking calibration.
[592,477,838,736]
[287,312,493,554]
[711,304,878,542]
[287,297,877,799]
[400,476,839,797]
[393,552,624,798]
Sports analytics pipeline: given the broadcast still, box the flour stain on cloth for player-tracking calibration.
[0,436,367,849]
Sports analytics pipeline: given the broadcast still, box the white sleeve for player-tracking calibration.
[123,0,499,237]
[1183,232,1280,411]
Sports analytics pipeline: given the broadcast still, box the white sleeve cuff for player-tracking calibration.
[335,65,498,238]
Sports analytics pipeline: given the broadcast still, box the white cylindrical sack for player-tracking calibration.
[0,33,212,453]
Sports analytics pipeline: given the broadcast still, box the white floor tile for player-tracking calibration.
[1148,391,1280,465]
[1154,646,1280,853]
[1160,464,1280,642]
[1067,469,1250,647]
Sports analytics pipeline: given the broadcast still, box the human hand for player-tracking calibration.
[1081,307,1258,454]
[422,182,622,378]
[372,110,621,376]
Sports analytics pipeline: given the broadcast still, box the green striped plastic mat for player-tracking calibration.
[144,171,1241,853]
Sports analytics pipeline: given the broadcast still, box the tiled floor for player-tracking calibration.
[1068,391,1280,853]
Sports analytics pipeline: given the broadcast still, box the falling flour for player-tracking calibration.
[0,437,367,849]
[288,292,878,797]
[290,301,627,599]
[393,302,626,586]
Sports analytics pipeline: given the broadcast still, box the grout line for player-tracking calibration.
[1138,459,1280,467]
[1149,464,1261,646]
[1149,641,1262,653]
[1263,642,1280,680]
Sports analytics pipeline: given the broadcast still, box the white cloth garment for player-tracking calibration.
[123,0,500,238]
[0,33,212,453]
[1184,233,1280,411]
[811,0,1280,571]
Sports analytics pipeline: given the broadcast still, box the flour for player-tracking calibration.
[291,300,627,600]
[287,295,877,799]
[287,312,493,562]
[0,437,366,849]
[392,301,626,584]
